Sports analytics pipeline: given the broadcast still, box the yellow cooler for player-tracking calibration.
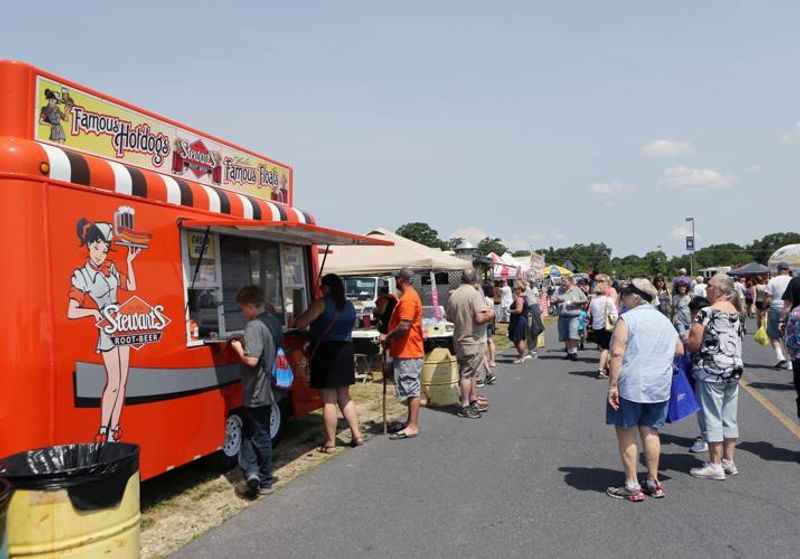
[421,348,460,406]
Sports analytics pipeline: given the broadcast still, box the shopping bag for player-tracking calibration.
[537,334,545,349]
[666,358,700,424]
[272,347,294,390]
[753,325,769,347]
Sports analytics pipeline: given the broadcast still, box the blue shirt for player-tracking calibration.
[618,304,679,403]
[310,297,356,343]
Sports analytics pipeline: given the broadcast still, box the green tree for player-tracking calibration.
[478,237,509,256]
[512,250,531,257]
[396,222,445,249]
[540,243,612,273]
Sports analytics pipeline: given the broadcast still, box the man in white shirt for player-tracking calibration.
[766,262,794,369]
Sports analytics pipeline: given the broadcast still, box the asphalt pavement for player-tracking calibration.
[173,322,800,559]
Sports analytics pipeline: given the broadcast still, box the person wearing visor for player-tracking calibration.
[606,279,683,502]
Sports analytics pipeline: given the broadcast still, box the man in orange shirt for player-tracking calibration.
[380,268,424,440]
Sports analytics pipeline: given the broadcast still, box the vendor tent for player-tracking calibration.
[768,244,800,273]
[323,228,472,275]
[728,262,769,277]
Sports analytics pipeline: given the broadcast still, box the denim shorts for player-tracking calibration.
[606,397,669,429]
[558,315,580,341]
[767,308,783,340]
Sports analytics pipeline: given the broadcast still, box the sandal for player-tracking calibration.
[389,431,418,440]
[643,480,665,499]
[317,445,336,454]
[350,437,365,448]
[606,486,645,502]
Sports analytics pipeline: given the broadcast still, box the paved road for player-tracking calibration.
[174,324,800,559]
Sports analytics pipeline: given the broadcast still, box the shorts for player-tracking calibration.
[456,349,487,381]
[606,397,669,429]
[755,301,768,312]
[593,329,612,350]
[697,380,739,442]
[558,315,580,342]
[767,307,783,340]
[487,321,496,337]
[393,357,422,402]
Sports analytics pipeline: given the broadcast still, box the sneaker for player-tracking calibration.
[690,437,709,453]
[476,379,486,388]
[258,484,275,496]
[470,400,489,413]
[485,374,497,385]
[458,405,481,419]
[529,351,538,359]
[721,459,739,476]
[522,354,533,363]
[786,361,794,371]
[643,479,666,499]
[606,485,645,502]
[775,359,787,370]
[690,462,726,480]
[568,354,578,362]
[597,370,608,379]
[245,474,260,498]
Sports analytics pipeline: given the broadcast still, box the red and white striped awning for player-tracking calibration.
[37,142,314,224]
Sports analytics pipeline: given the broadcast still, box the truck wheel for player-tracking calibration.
[221,412,243,470]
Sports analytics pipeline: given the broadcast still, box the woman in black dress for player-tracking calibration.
[508,285,531,364]
[293,274,363,453]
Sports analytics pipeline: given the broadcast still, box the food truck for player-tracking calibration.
[0,61,389,480]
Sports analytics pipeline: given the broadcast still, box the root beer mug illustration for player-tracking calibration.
[66,207,157,443]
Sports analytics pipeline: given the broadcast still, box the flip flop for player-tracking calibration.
[317,445,336,454]
[389,431,418,440]
[387,422,407,434]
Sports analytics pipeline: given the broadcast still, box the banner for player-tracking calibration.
[34,76,292,204]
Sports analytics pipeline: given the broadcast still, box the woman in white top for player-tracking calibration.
[589,284,617,378]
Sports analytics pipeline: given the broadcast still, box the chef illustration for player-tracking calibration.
[39,88,69,144]
[67,212,143,443]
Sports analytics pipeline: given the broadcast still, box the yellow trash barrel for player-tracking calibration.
[1,478,10,559]
[0,443,140,558]
[421,348,460,406]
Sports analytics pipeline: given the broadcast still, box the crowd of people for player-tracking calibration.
[223,260,800,502]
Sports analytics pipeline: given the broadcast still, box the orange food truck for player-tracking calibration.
[0,61,389,480]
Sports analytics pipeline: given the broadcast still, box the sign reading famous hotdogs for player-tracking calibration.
[35,76,291,204]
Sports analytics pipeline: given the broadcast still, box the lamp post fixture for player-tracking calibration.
[685,217,696,277]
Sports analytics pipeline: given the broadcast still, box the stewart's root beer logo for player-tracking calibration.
[95,295,171,350]
[173,138,222,183]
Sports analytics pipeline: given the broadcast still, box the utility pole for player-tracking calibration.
[685,217,696,277]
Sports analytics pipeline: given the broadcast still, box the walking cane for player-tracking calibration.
[382,351,388,436]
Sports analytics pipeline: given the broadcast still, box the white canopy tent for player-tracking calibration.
[768,244,800,274]
[322,228,473,275]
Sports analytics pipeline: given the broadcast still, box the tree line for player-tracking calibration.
[395,222,800,278]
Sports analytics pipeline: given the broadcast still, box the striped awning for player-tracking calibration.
[37,141,314,224]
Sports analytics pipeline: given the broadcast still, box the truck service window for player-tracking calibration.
[182,231,309,343]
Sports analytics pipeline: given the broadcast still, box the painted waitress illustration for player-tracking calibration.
[67,207,149,442]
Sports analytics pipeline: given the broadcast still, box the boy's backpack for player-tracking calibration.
[785,307,800,354]
[272,347,294,390]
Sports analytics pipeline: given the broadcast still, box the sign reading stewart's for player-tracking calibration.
[34,75,292,204]
[95,296,171,350]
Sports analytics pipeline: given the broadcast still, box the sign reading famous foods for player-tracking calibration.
[35,76,291,204]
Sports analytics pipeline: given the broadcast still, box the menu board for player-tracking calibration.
[34,75,292,204]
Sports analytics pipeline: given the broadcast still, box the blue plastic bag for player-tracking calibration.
[272,347,294,390]
[666,356,700,423]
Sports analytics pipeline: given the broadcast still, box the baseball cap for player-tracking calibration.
[624,278,658,303]
[394,267,415,282]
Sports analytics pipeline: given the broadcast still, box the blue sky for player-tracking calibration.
[2,1,798,257]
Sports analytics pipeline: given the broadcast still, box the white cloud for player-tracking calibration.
[589,181,638,195]
[658,165,736,191]
[746,164,761,173]
[641,139,695,158]
[449,226,488,244]
[505,233,546,252]
[553,232,567,242]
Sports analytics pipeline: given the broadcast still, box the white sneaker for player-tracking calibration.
[522,354,533,362]
[690,437,709,453]
[721,459,739,476]
[690,462,726,480]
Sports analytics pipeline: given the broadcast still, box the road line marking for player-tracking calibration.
[740,378,800,440]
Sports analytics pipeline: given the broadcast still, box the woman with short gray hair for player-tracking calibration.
[687,273,744,480]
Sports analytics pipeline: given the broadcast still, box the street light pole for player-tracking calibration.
[685,217,695,277]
